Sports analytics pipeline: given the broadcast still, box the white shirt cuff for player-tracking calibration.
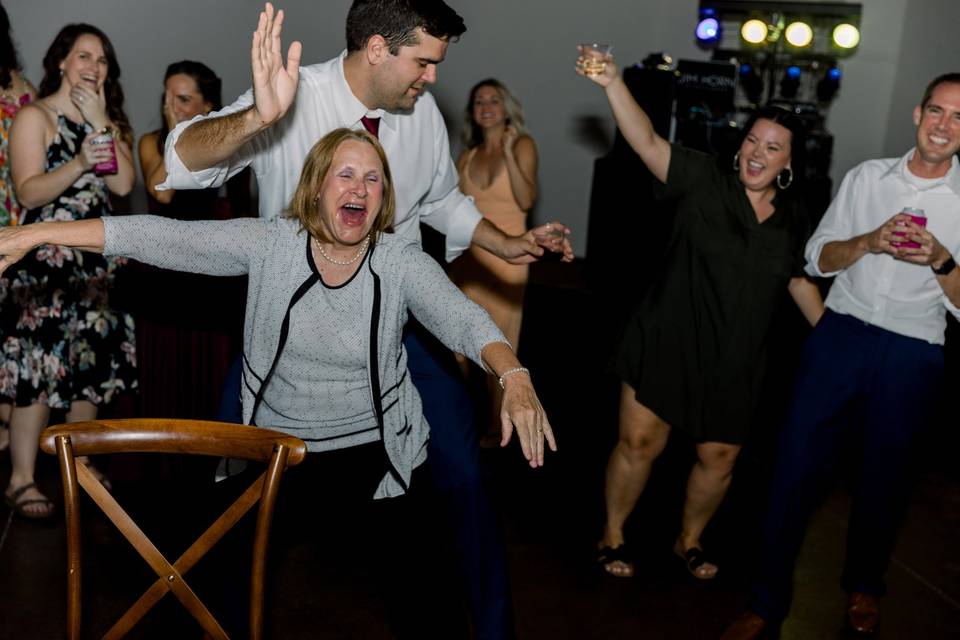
[442,199,483,263]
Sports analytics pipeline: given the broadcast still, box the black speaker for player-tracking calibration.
[586,65,677,344]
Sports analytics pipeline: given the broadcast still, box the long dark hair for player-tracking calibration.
[0,3,21,89]
[38,23,132,145]
[155,60,222,153]
[737,105,807,194]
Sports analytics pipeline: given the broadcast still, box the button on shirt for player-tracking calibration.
[158,51,482,262]
[805,149,960,344]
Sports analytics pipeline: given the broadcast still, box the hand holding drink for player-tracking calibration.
[580,44,612,75]
[576,44,616,85]
[531,221,574,261]
[891,207,926,249]
[91,128,118,176]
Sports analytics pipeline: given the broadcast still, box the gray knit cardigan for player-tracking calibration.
[102,215,507,498]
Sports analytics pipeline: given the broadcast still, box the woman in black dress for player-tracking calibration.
[577,50,824,579]
[4,24,135,519]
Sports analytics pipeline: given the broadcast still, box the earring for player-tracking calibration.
[777,167,794,190]
[732,151,740,171]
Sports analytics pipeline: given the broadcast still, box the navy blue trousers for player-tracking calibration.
[217,323,512,639]
[749,310,943,625]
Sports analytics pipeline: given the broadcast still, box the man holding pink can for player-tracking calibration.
[724,72,960,639]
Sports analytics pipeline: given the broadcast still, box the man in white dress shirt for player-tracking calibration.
[723,73,960,639]
[159,2,570,638]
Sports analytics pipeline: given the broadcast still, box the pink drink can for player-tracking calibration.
[91,129,118,176]
[891,206,926,249]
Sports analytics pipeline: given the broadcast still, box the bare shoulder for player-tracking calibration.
[513,135,538,168]
[517,133,536,145]
[139,131,160,153]
[456,148,470,172]
[11,100,55,132]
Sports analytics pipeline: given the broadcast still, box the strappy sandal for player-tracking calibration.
[675,546,718,580]
[597,543,634,578]
[4,482,55,520]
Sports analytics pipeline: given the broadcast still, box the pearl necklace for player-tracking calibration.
[313,235,370,266]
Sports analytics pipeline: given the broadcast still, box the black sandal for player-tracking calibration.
[676,546,718,580]
[4,482,55,520]
[597,543,634,578]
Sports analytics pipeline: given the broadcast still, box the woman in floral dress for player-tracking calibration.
[3,23,135,519]
[0,3,35,455]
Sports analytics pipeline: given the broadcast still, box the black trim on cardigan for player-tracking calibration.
[248,271,321,425]
[367,244,407,492]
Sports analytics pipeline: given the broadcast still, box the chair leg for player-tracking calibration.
[55,436,83,640]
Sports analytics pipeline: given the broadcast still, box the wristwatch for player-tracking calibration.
[932,255,956,276]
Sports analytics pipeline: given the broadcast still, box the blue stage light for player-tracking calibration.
[781,66,802,99]
[818,66,842,102]
[696,17,720,42]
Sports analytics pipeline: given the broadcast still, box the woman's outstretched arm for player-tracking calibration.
[0,219,105,274]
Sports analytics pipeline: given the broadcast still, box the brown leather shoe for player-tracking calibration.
[847,592,880,635]
[720,611,767,640]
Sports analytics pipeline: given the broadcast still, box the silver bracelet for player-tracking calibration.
[498,366,530,390]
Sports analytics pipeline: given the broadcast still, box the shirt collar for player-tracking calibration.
[334,51,397,134]
[881,147,960,196]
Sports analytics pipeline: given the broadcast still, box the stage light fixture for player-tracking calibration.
[780,65,801,99]
[696,17,721,42]
[785,21,813,47]
[832,23,860,49]
[741,19,768,45]
[817,66,842,102]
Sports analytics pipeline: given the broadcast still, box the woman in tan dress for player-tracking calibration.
[450,79,538,445]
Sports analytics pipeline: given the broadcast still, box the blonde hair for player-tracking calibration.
[286,128,395,243]
[461,78,528,148]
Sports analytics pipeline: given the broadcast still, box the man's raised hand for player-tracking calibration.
[251,3,302,126]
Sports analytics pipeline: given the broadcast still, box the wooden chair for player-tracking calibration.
[39,418,308,640]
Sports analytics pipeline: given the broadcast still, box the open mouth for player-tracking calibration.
[79,73,99,89]
[745,159,765,177]
[929,134,949,146]
[339,202,367,227]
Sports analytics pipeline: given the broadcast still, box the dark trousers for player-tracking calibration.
[402,324,512,640]
[216,324,512,639]
[204,443,463,639]
[749,310,944,625]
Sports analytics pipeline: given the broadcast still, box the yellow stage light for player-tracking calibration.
[833,23,860,49]
[741,19,768,44]
[785,22,813,47]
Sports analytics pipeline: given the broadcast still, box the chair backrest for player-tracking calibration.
[39,418,307,640]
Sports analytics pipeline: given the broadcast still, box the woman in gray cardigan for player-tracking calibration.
[0,128,557,495]
[0,127,557,636]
